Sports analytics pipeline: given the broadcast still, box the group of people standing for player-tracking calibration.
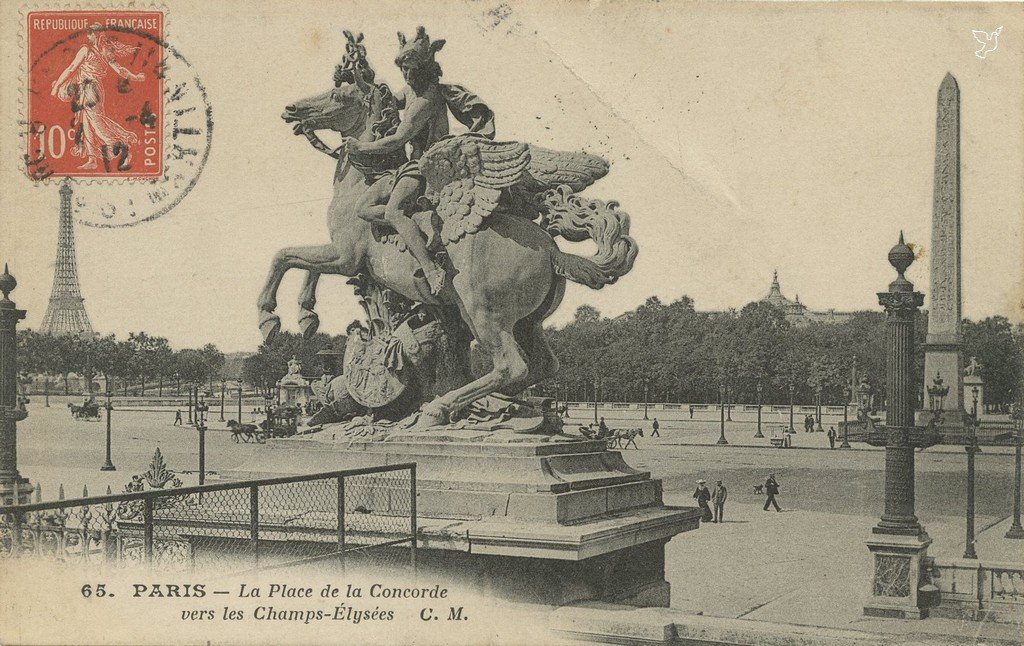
[693,473,784,523]
[692,479,728,523]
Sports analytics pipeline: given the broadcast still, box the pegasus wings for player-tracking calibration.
[421,134,530,244]
[420,134,611,244]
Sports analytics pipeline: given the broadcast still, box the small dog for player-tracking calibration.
[753,484,764,495]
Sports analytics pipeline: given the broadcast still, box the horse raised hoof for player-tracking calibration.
[298,308,320,339]
[258,311,281,345]
[418,399,453,428]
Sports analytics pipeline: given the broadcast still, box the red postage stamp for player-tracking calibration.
[25,11,164,180]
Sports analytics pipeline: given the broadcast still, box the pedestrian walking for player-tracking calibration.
[651,417,660,437]
[763,473,781,512]
[598,417,608,434]
[689,405,694,419]
[173,409,182,426]
[712,480,728,523]
[827,426,837,449]
[693,479,713,522]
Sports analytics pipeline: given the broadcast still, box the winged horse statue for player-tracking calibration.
[258,31,637,429]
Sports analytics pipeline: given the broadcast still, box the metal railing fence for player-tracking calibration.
[0,464,416,574]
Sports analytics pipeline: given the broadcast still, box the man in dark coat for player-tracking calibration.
[827,426,837,449]
[712,480,728,523]
[693,479,713,522]
[651,418,660,437]
[763,473,781,511]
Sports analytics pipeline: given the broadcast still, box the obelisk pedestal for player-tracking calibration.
[922,73,964,415]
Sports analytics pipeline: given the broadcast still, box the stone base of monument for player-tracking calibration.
[225,435,699,607]
[0,475,33,505]
[863,531,934,619]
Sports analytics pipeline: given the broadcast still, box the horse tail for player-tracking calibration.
[543,186,638,289]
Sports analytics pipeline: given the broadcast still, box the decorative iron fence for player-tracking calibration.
[0,464,416,574]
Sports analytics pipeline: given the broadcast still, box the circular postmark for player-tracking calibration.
[25,19,212,228]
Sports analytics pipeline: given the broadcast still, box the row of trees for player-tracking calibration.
[17,330,225,396]
[541,296,1023,408]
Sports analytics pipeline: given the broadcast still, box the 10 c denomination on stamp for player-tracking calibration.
[26,10,164,180]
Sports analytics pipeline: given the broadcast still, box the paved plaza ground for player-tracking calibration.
[10,398,1024,643]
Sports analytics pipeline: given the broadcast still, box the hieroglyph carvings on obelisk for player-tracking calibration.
[923,73,963,412]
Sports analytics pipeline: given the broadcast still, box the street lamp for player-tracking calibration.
[219,378,226,422]
[196,396,209,488]
[963,386,981,559]
[1006,401,1024,539]
[593,376,600,425]
[100,387,116,471]
[717,383,728,445]
[44,376,50,408]
[726,383,732,422]
[187,384,194,424]
[754,380,764,438]
[788,382,795,433]
[265,392,275,436]
[642,377,650,420]
[814,385,824,432]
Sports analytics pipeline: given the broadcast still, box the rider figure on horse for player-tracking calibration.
[342,27,496,296]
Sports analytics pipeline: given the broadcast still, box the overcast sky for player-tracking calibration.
[1,1,1021,352]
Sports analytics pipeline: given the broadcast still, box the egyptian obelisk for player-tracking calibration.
[923,73,963,413]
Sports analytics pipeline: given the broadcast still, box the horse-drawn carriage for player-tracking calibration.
[68,399,101,421]
[227,405,299,444]
[579,423,644,449]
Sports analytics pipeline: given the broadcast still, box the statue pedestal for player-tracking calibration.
[964,375,984,415]
[863,531,933,619]
[226,436,699,607]
[0,475,33,505]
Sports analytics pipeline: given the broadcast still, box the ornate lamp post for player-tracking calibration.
[265,392,275,436]
[726,383,732,422]
[0,265,32,505]
[788,383,795,432]
[840,371,854,449]
[717,383,728,445]
[219,378,226,422]
[1006,402,1024,539]
[100,386,116,471]
[964,387,980,559]
[864,233,932,620]
[814,385,824,432]
[642,377,650,420]
[187,384,194,424]
[754,380,764,438]
[196,396,208,488]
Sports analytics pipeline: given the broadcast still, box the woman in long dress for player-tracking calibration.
[50,24,146,170]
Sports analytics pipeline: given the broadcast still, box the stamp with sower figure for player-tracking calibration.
[23,8,212,228]
[26,11,164,179]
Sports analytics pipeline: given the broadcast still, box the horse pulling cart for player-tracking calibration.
[68,400,101,421]
[579,424,644,450]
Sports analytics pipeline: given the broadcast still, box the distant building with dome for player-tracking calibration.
[758,271,855,327]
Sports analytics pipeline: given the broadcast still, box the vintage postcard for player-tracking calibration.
[0,1,1022,644]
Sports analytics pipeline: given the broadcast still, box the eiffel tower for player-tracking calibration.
[40,181,94,337]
